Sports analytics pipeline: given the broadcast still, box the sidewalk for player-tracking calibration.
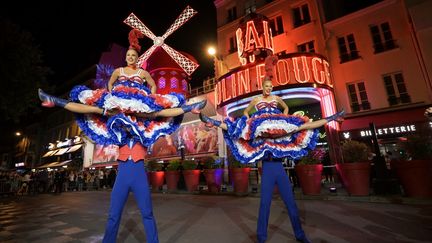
[154,183,432,206]
[1,191,431,242]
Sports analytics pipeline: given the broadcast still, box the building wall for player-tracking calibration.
[324,0,431,113]
[406,0,432,99]
[214,0,432,117]
[215,0,327,74]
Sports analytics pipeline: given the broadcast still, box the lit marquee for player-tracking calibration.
[215,54,333,106]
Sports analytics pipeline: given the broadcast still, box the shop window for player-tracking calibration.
[228,36,237,54]
[383,72,410,106]
[370,22,397,54]
[297,40,315,53]
[227,6,237,23]
[293,4,311,28]
[347,82,370,112]
[269,16,284,36]
[337,34,360,63]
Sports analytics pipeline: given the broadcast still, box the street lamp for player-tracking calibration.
[206,46,228,78]
[15,132,21,136]
[207,46,216,56]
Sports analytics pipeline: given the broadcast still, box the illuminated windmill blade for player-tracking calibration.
[161,6,197,39]
[137,45,158,67]
[124,13,157,40]
[161,43,199,76]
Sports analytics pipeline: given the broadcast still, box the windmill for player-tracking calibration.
[124,6,199,76]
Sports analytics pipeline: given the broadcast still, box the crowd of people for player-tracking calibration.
[0,168,117,196]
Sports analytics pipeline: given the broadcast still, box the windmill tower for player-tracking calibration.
[124,6,200,96]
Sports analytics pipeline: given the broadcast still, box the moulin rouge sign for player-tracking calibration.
[216,18,333,106]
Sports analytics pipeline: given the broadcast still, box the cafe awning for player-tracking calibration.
[66,144,83,153]
[41,144,83,158]
[38,161,60,169]
[38,160,72,169]
[54,147,70,156]
[42,150,59,157]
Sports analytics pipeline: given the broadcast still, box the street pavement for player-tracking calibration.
[0,191,431,243]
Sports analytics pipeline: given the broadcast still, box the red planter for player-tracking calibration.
[150,171,165,191]
[204,169,223,193]
[183,170,200,192]
[337,162,371,196]
[165,171,180,191]
[391,160,432,197]
[231,168,250,193]
[295,164,323,195]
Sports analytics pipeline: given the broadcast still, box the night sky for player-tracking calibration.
[0,0,217,88]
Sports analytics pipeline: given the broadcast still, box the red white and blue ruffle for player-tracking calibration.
[69,80,185,147]
[223,108,318,164]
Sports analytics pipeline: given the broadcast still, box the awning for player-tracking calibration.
[88,161,118,168]
[54,147,69,156]
[341,106,427,131]
[57,160,72,166]
[66,144,83,153]
[38,162,60,169]
[37,160,72,169]
[42,150,59,157]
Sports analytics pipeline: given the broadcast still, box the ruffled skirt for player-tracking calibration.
[69,83,185,146]
[223,110,318,164]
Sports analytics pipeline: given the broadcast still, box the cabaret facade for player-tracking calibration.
[213,0,432,161]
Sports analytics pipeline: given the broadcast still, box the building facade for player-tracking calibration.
[212,0,432,161]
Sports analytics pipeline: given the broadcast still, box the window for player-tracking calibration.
[297,40,315,53]
[245,0,256,14]
[170,78,178,89]
[182,80,188,91]
[229,36,237,53]
[370,22,397,53]
[269,16,284,36]
[347,82,370,112]
[158,78,166,89]
[383,72,410,106]
[227,6,237,22]
[337,34,360,63]
[293,4,311,28]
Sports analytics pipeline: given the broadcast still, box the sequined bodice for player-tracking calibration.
[255,99,278,111]
[117,68,145,84]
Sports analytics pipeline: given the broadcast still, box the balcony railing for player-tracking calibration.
[188,77,216,98]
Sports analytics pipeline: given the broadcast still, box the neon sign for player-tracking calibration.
[215,54,333,106]
[236,19,274,65]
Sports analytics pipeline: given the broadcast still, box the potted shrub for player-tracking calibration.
[295,148,324,195]
[229,158,251,194]
[203,156,224,193]
[147,160,165,191]
[182,159,200,192]
[337,140,371,196]
[392,133,432,197]
[165,159,181,191]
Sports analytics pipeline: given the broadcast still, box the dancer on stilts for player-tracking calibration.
[39,29,206,243]
[199,55,344,243]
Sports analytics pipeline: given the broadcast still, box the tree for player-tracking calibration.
[0,20,51,122]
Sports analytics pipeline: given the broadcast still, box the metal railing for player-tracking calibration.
[188,77,216,98]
